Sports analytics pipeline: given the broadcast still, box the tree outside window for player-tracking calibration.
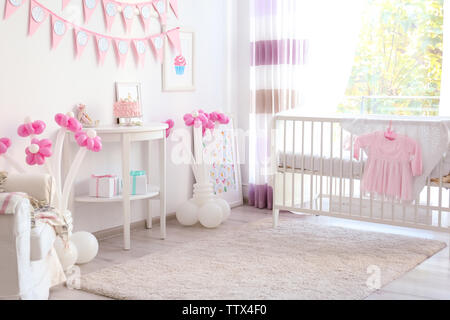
[338,0,443,115]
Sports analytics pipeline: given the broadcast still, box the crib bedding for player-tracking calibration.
[278,151,364,178]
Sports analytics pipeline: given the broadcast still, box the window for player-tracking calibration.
[338,0,443,116]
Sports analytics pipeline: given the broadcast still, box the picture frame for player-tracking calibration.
[201,114,243,208]
[162,30,195,92]
[115,82,143,126]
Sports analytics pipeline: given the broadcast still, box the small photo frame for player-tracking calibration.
[162,30,195,92]
[115,82,143,126]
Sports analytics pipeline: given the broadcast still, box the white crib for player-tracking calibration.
[272,112,450,239]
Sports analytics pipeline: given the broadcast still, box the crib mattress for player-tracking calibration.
[278,152,365,178]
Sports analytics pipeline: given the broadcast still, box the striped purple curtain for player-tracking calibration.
[248,0,308,209]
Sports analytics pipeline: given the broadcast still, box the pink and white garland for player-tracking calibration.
[4,0,183,67]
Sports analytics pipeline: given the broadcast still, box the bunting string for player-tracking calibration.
[3,0,183,68]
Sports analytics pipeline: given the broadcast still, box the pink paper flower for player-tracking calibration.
[164,119,175,138]
[17,120,46,137]
[55,113,83,132]
[25,138,52,166]
[0,137,11,155]
[75,129,102,152]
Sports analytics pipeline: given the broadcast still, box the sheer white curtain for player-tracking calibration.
[440,0,450,115]
[248,0,364,209]
[298,1,364,114]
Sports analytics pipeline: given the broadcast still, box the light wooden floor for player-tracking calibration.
[50,205,450,300]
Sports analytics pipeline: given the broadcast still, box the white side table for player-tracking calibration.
[69,124,168,250]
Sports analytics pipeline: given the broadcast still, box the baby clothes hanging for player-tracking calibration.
[353,131,422,201]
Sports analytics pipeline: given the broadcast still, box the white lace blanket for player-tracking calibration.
[340,115,450,199]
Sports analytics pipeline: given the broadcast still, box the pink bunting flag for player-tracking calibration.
[73,28,90,59]
[83,0,98,24]
[95,35,110,66]
[114,39,130,67]
[152,0,166,25]
[62,0,72,10]
[133,40,147,67]
[29,0,48,36]
[166,27,182,55]
[136,3,151,33]
[149,34,164,63]
[169,0,178,19]
[51,15,67,49]
[4,0,24,20]
[121,4,135,34]
[102,0,118,32]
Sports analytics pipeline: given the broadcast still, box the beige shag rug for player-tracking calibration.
[80,218,446,300]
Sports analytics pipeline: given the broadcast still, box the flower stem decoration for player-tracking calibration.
[13,112,103,236]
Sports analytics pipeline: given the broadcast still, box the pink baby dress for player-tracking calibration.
[353,131,422,201]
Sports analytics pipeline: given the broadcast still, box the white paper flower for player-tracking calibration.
[155,1,165,13]
[84,0,96,9]
[123,5,134,19]
[118,41,128,55]
[77,31,88,46]
[31,6,44,23]
[9,0,22,7]
[136,41,146,54]
[141,5,151,19]
[105,2,116,17]
[98,38,109,52]
[153,37,163,49]
[53,20,66,36]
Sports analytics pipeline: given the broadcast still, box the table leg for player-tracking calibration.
[160,136,166,239]
[122,133,131,250]
[146,140,152,229]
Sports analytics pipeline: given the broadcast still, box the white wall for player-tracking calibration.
[0,0,232,232]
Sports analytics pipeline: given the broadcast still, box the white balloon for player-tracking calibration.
[215,198,231,222]
[54,237,78,271]
[176,199,199,226]
[198,202,223,228]
[71,231,99,264]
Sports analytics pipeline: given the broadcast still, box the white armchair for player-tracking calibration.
[0,173,66,300]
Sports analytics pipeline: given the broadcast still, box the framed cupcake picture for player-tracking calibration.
[162,30,195,92]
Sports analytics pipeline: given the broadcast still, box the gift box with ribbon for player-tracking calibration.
[130,170,147,195]
[89,174,122,198]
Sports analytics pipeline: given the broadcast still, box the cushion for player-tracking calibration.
[30,222,56,261]
[3,173,54,205]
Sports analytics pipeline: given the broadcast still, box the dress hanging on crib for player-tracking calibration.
[353,131,422,201]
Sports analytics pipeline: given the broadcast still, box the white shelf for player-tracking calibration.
[75,191,159,203]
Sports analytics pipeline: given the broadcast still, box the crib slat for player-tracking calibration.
[339,126,343,213]
[310,122,314,209]
[349,133,353,216]
[320,122,324,211]
[283,120,287,207]
[439,157,442,228]
[427,176,431,221]
[359,148,363,217]
[291,120,296,207]
[329,122,334,212]
[301,121,305,208]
